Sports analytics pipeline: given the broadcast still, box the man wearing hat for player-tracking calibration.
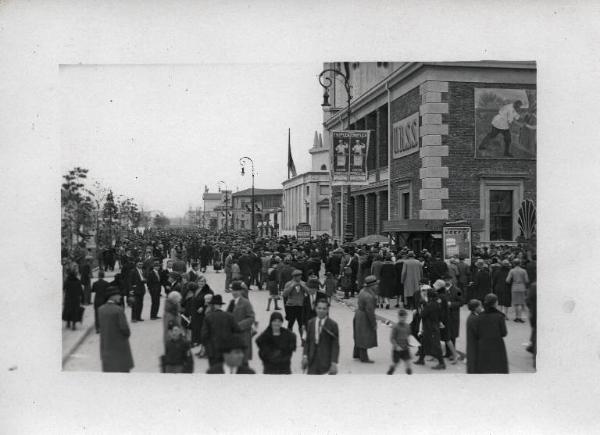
[442,274,463,359]
[201,294,242,367]
[282,269,309,339]
[98,287,134,373]
[302,299,339,375]
[128,259,147,322]
[206,335,256,374]
[353,275,379,363]
[302,278,327,336]
[227,281,256,366]
[401,251,423,309]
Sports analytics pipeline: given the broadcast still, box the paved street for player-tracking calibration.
[63,264,535,374]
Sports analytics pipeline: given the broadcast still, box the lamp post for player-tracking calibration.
[318,63,354,243]
[240,156,255,238]
[218,180,229,234]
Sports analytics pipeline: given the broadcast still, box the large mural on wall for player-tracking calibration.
[475,88,536,159]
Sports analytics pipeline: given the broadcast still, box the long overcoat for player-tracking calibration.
[63,275,83,322]
[401,258,422,298]
[378,261,397,298]
[475,307,508,373]
[98,302,134,372]
[465,312,479,374]
[420,299,443,358]
[353,286,378,349]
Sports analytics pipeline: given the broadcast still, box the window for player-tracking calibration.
[240,220,245,229]
[320,164,327,170]
[402,192,410,220]
[397,183,411,220]
[489,190,513,241]
[305,207,310,224]
[481,178,523,242]
[319,185,330,196]
[306,185,310,196]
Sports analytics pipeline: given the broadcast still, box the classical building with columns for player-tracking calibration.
[322,61,536,251]
[281,132,331,236]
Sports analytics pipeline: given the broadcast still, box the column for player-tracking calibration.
[419,80,450,220]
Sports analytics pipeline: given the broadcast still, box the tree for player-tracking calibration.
[101,190,119,246]
[153,213,170,228]
[61,167,95,257]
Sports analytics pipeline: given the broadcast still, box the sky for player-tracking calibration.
[60,63,324,216]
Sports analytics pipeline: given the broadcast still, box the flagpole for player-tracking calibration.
[288,128,291,180]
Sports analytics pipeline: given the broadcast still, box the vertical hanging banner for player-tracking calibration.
[331,130,370,185]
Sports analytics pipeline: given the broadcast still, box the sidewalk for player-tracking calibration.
[61,268,119,367]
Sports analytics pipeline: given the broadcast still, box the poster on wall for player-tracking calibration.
[331,130,370,185]
[296,222,311,241]
[443,226,471,264]
[475,88,536,159]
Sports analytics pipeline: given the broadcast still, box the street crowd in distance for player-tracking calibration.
[62,228,537,375]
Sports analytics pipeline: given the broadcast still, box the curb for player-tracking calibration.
[62,323,95,368]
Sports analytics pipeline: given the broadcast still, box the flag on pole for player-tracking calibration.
[287,128,297,179]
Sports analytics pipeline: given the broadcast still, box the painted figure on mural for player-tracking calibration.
[335,139,349,170]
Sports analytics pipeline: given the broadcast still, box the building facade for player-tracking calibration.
[322,61,536,251]
[231,188,282,235]
[202,190,232,231]
[281,132,332,236]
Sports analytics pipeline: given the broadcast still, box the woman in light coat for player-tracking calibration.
[506,258,529,323]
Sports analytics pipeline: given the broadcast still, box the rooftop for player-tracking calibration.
[232,188,283,197]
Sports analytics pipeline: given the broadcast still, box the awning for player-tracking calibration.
[382,219,484,233]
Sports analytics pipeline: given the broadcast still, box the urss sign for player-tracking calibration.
[392,112,420,159]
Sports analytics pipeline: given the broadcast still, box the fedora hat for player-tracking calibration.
[364,275,378,286]
[209,294,225,305]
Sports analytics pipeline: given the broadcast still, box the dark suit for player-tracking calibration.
[147,268,162,319]
[303,316,340,375]
[201,309,242,366]
[206,364,255,374]
[302,292,327,331]
[227,297,256,363]
[98,301,134,372]
[128,268,146,321]
[92,279,110,332]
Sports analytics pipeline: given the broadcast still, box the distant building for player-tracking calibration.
[231,188,282,235]
[281,131,331,236]
[202,190,232,231]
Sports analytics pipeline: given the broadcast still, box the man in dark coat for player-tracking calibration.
[475,293,509,373]
[353,276,378,363]
[201,295,242,366]
[92,270,111,333]
[471,259,491,302]
[127,260,147,322]
[428,254,449,284]
[465,299,482,374]
[226,281,256,365]
[443,275,464,358]
[79,258,93,305]
[414,289,446,370]
[98,289,134,373]
[206,335,256,374]
[302,299,339,375]
[238,250,253,288]
[326,249,343,277]
[146,260,163,320]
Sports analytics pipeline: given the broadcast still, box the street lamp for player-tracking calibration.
[240,156,255,238]
[318,64,354,243]
[218,180,229,234]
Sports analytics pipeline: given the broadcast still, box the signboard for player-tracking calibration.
[443,226,471,264]
[331,130,370,186]
[296,222,311,241]
[392,112,420,159]
[475,88,536,159]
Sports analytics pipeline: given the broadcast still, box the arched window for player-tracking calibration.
[320,164,327,170]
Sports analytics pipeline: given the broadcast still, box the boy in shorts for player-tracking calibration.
[387,309,413,375]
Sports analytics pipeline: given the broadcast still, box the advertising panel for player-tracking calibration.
[443,226,471,264]
[331,130,370,185]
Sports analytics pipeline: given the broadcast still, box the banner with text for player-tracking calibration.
[331,130,371,186]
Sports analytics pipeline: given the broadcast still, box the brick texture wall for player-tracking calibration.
[389,86,422,219]
[443,82,537,221]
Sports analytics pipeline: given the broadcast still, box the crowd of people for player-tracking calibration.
[62,227,537,374]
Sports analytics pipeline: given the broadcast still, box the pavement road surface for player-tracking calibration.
[63,264,535,375]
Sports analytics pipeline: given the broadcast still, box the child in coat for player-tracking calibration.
[387,309,413,375]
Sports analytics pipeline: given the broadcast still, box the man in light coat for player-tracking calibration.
[401,251,423,309]
[227,280,256,365]
[353,275,378,363]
